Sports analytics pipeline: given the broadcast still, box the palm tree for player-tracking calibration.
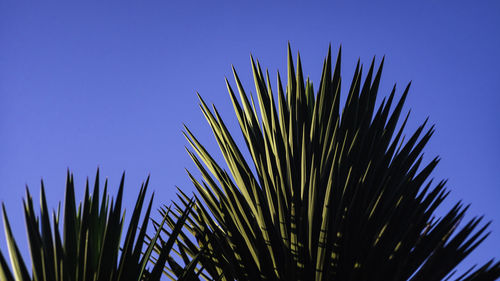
[0,170,196,281]
[160,44,500,280]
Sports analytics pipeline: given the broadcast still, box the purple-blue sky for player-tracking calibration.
[1,1,499,276]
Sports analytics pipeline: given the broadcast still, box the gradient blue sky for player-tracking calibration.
[1,0,499,276]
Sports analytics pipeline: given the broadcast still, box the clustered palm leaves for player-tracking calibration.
[162,45,500,280]
[1,45,499,281]
[0,170,195,281]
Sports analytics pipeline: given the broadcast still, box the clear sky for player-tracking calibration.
[1,0,499,276]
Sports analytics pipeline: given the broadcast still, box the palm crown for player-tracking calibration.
[0,170,195,281]
[162,44,500,281]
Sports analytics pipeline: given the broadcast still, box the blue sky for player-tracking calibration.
[1,0,499,276]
